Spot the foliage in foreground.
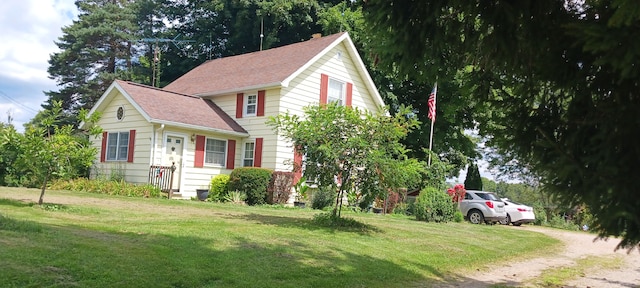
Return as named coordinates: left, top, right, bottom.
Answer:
left=362, top=0, right=640, bottom=250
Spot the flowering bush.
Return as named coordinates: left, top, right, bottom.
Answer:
left=447, top=184, right=466, bottom=203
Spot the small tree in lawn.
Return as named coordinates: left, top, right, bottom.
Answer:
left=17, top=101, right=102, bottom=205
left=267, top=102, right=424, bottom=219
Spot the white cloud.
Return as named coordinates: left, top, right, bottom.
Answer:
left=0, top=0, right=77, bottom=131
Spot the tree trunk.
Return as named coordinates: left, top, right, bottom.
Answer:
left=38, top=171, right=50, bottom=205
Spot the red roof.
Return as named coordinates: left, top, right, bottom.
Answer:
left=116, top=80, right=247, bottom=134
left=164, top=32, right=346, bottom=95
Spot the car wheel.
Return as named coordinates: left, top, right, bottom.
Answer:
left=499, top=214, right=511, bottom=225
left=468, top=210, right=484, bottom=224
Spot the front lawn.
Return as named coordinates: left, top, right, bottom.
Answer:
left=0, top=187, right=560, bottom=287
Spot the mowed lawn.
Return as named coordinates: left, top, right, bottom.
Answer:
left=0, top=187, right=560, bottom=288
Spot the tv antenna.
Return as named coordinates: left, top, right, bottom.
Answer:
left=137, top=34, right=195, bottom=87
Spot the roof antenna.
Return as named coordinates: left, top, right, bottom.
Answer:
left=260, top=16, right=264, bottom=51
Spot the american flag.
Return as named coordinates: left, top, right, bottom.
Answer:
left=428, top=83, right=437, bottom=122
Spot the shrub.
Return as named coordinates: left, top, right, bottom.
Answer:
left=414, top=186, right=456, bottom=223
left=49, top=178, right=161, bottom=198
left=267, top=171, right=294, bottom=204
left=227, top=167, right=273, bottom=206
left=453, top=211, right=464, bottom=222
left=311, top=186, right=335, bottom=210
left=209, top=174, right=230, bottom=201
left=312, top=212, right=369, bottom=230
left=393, top=202, right=410, bottom=215
left=224, top=190, right=247, bottom=204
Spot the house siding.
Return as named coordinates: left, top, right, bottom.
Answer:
left=205, top=89, right=280, bottom=171
left=272, top=41, right=383, bottom=172
left=155, top=126, right=241, bottom=198
left=91, top=91, right=151, bottom=184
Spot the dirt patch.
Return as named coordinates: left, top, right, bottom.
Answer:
left=447, top=225, right=640, bottom=287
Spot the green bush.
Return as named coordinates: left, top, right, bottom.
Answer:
left=311, top=186, right=335, bottom=210
left=209, top=174, right=230, bottom=201
left=228, top=167, right=273, bottom=206
left=393, top=202, right=410, bottom=215
left=414, top=187, right=456, bottom=223
left=453, top=211, right=464, bottom=222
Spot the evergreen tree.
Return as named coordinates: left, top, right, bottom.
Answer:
left=361, top=0, right=640, bottom=250
left=464, top=163, right=482, bottom=191
left=45, top=0, right=137, bottom=123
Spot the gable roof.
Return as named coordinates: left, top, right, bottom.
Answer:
left=164, top=32, right=384, bottom=106
left=85, top=80, right=248, bottom=136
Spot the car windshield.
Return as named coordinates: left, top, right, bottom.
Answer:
left=507, top=200, right=524, bottom=205
left=476, top=192, right=500, bottom=201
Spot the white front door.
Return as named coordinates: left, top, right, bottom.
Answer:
left=164, top=136, right=184, bottom=190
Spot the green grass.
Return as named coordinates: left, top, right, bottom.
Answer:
left=0, top=186, right=561, bottom=288
left=534, top=255, right=624, bottom=287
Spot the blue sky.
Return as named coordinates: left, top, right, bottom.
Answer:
left=0, top=0, right=77, bottom=131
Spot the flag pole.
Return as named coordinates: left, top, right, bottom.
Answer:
left=427, top=82, right=437, bottom=166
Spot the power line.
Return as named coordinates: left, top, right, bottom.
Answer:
left=0, top=90, right=40, bottom=114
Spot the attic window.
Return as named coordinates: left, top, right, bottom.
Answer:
left=244, top=94, right=257, bottom=117
left=116, top=106, right=125, bottom=121
left=336, top=51, right=342, bottom=60
left=328, top=78, right=345, bottom=105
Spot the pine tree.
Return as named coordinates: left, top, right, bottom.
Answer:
left=464, top=163, right=482, bottom=191
left=45, top=0, right=137, bottom=123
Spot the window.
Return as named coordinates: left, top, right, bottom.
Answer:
left=205, top=138, right=226, bottom=166
left=116, top=106, right=124, bottom=121
left=106, top=132, right=129, bottom=161
left=328, top=78, right=345, bottom=105
left=244, top=94, right=257, bottom=116
left=243, top=141, right=255, bottom=167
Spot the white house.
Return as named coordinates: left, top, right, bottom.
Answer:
left=83, top=32, right=385, bottom=199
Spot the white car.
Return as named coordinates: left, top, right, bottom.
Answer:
left=499, top=198, right=535, bottom=226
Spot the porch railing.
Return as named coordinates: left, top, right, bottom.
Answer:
left=149, top=162, right=176, bottom=198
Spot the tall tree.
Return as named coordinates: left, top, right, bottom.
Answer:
left=464, top=163, right=482, bottom=191
left=361, top=0, right=640, bottom=250
left=45, top=0, right=137, bottom=123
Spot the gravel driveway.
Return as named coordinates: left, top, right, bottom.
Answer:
left=448, top=225, right=640, bottom=287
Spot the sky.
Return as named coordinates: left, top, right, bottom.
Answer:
left=0, top=0, right=78, bottom=132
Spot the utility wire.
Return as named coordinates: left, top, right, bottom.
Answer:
left=0, top=90, right=41, bottom=114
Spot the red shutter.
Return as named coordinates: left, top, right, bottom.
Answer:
left=236, top=93, right=244, bottom=118
left=320, top=74, right=328, bottom=105
left=195, top=135, right=205, bottom=168
left=127, top=130, right=136, bottom=163
left=254, top=138, right=263, bottom=167
left=226, top=139, right=236, bottom=169
left=100, top=131, right=107, bottom=162
left=257, top=90, right=265, bottom=116
left=346, top=82, right=353, bottom=107
left=293, top=146, right=303, bottom=183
